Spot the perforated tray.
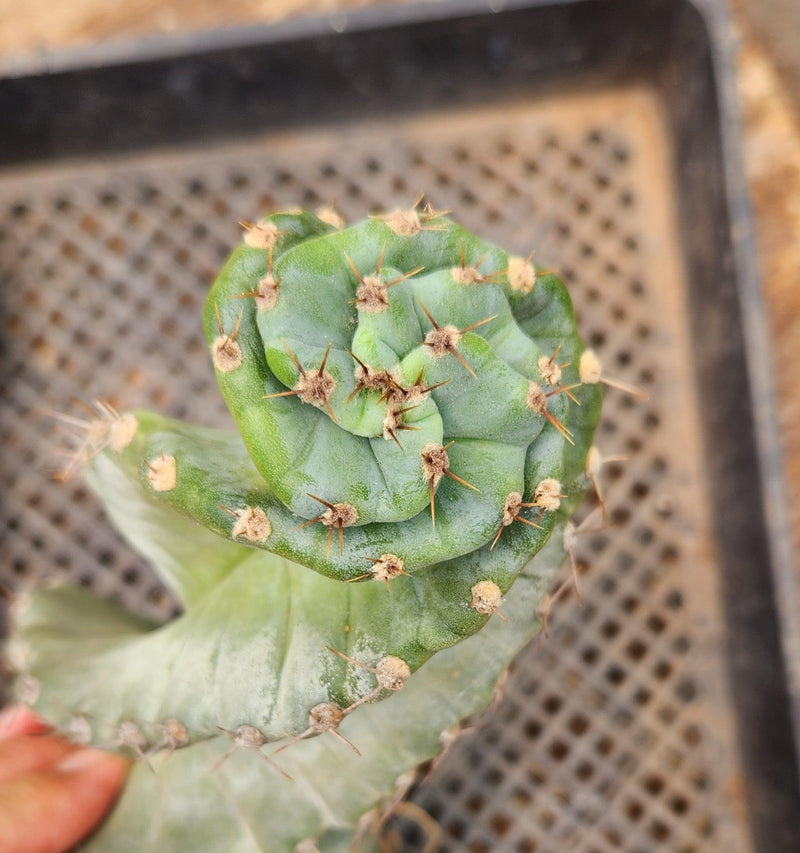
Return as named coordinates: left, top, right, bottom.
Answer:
left=1, top=1, right=799, bottom=851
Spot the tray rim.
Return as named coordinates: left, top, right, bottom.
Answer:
left=694, top=0, right=800, bottom=777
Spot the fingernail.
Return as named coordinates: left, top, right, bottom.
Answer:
left=56, top=748, right=115, bottom=774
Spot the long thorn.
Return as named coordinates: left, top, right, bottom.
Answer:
left=415, top=297, right=440, bottom=330
left=209, top=745, right=237, bottom=775
left=545, top=411, right=575, bottom=445
left=461, top=314, right=498, bottom=334
left=326, top=646, right=375, bottom=672
left=448, top=345, right=477, bottom=380
left=514, top=514, right=544, bottom=529
left=318, top=343, right=332, bottom=374
left=490, top=526, right=504, bottom=551
left=444, top=470, right=479, bottom=491
left=344, top=253, right=365, bottom=284
left=603, top=376, right=649, bottom=399
left=331, top=730, right=361, bottom=756
left=385, top=266, right=424, bottom=287
left=568, top=549, right=583, bottom=605
left=231, top=309, right=243, bottom=342
left=307, top=493, right=335, bottom=509
left=280, top=338, right=306, bottom=376
left=546, top=382, right=582, bottom=398
left=295, top=514, right=325, bottom=530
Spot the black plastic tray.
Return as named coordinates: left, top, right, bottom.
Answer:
left=1, top=1, right=798, bottom=850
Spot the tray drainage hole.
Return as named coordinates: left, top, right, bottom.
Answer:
left=648, top=819, right=671, bottom=842
left=665, top=590, right=684, bottom=610
left=653, top=660, right=673, bottom=681
left=639, top=367, right=656, bottom=385
left=483, top=764, right=504, bottom=786
left=511, top=786, right=532, bottom=807
left=581, top=645, right=600, bottom=666
left=444, top=775, right=463, bottom=795
left=483, top=728, right=500, bottom=747
left=465, top=793, right=485, bottom=814
left=523, top=719, right=542, bottom=740
left=673, top=634, right=691, bottom=654
left=642, top=773, right=665, bottom=796
left=612, top=144, right=631, bottom=164
left=625, top=798, right=645, bottom=822
left=140, top=185, right=160, bottom=204
left=626, top=639, right=648, bottom=661
left=96, top=549, right=115, bottom=568
left=542, top=695, right=562, bottom=715
left=445, top=819, right=466, bottom=840
left=668, top=794, right=690, bottom=816
left=547, top=739, right=569, bottom=761
left=567, top=714, right=590, bottom=736
left=537, top=810, right=556, bottom=830
left=594, top=171, right=611, bottom=190
left=595, top=735, right=614, bottom=757
left=621, top=595, right=640, bottom=614
left=682, top=724, right=701, bottom=747
left=675, top=678, right=697, bottom=703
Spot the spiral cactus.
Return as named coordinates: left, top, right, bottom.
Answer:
left=9, top=202, right=602, bottom=851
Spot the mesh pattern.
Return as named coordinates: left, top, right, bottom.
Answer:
left=0, top=89, right=748, bottom=849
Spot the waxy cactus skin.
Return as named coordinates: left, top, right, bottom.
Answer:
left=10, top=203, right=602, bottom=852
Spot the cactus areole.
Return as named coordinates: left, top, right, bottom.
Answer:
left=11, top=203, right=602, bottom=852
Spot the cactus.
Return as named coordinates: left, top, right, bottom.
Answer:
left=9, top=201, right=603, bottom=852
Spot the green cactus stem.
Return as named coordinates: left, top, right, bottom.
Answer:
left=9, top=201, right=602, bottom=851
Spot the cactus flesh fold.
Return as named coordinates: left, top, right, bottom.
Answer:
left=10, top=206, right=601, bottom=851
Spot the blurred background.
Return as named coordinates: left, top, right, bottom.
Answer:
left=0, top=1, right=798, bottom=851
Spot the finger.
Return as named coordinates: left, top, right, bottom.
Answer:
left=0, top=735, right=78, bottom=786
left=0, top=706, right=51, bottom=741
left=0, top=749, right=130, bottom=853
